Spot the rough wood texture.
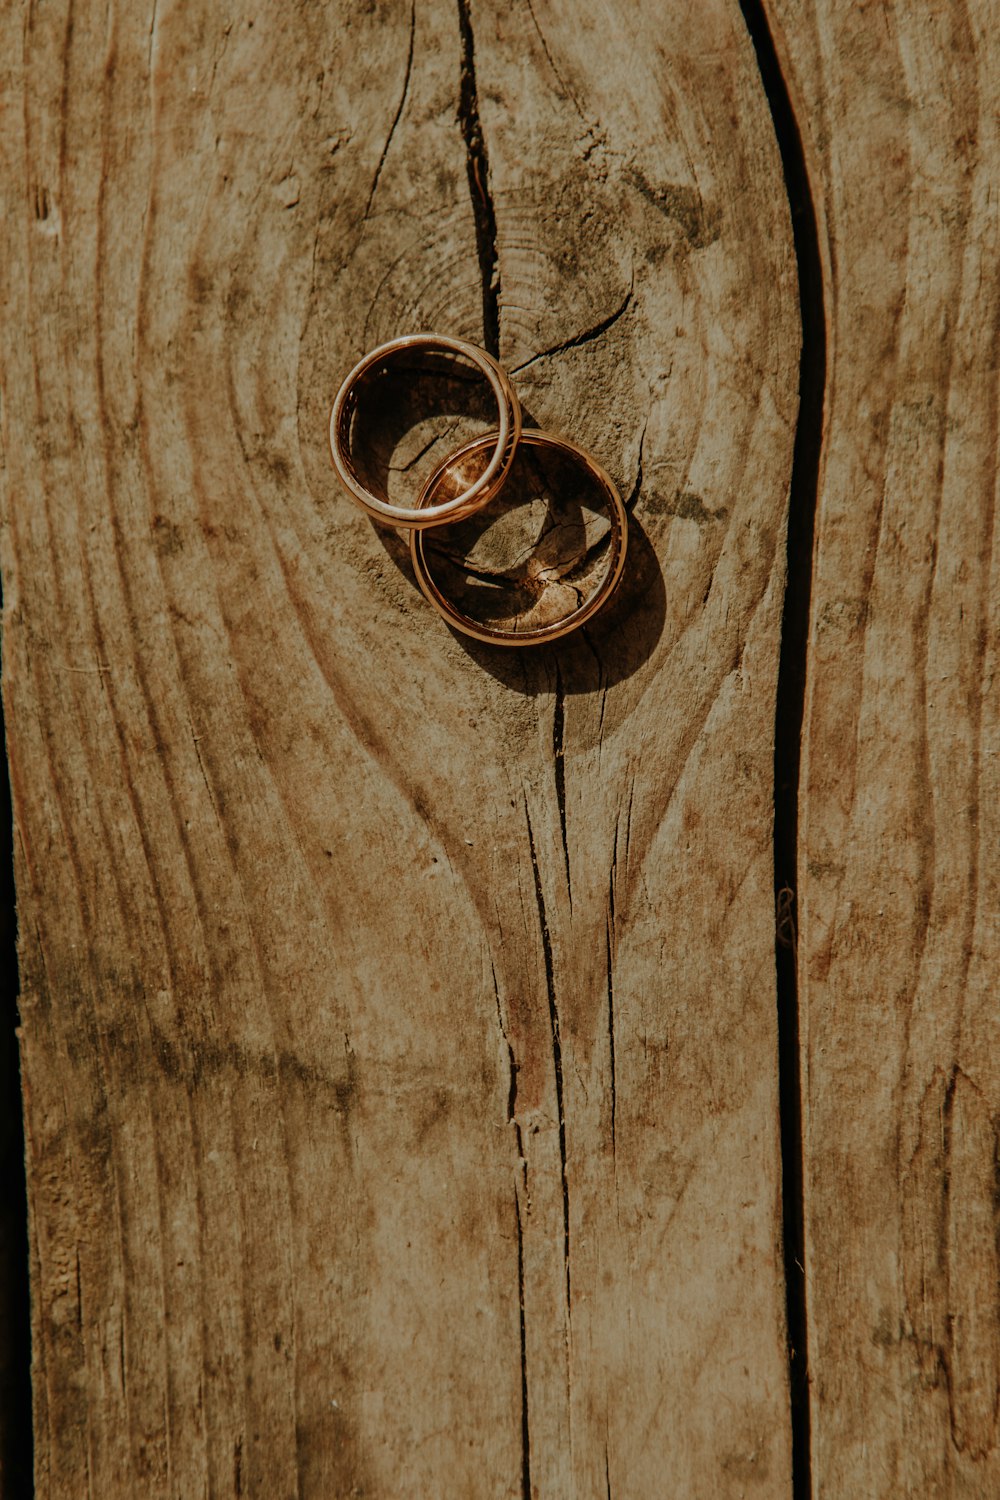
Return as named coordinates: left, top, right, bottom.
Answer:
left=0, top=0, right=800, bottom=1494
left=768, top=0, right=1000, bottom=1493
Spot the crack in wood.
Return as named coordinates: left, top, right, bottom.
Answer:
left=0, top=588, right=30, bottom=1492
left=491, top=956, right=520, bottom=1125
left=523, top=796, right=573, bottom=1348
left=737, top=1, right=827, bottom=1497
left=456, top=0, right=501, bottom=356
left=364, top=1, right=415, bottom=222
left=552, top=664, right=571, bottom=906
left=606, top=891, right=617, bottom=1160
left=903, top=1065, right=1000, bottom=1459
left=625, top=418, right=647, bottom=512
left=515, top=1185, right=532, bottom=1500
left=511, top=280, right=633, bottom=374
left=523, top=0, right=587, bottom=125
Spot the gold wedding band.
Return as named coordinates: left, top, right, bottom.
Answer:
left=329, top=333, right=522, bottom=529
left=410, top=429, right=628, bottom=647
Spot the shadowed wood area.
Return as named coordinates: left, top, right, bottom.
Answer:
left=767, top=0, right=1000, bottom=1494
left=0, top=0, right=801, bottom=1495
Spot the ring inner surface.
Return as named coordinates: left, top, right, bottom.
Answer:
left=419, top=435, right=618, bottom=636
left=344, top=347, right=507, bottom=513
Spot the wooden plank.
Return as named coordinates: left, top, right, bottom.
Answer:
left=766, top=0, right=1000, bottom=1492
left=0, top=0, right=799, bottom=1493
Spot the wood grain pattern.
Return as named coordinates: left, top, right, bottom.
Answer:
left=767, top=0, right=1000, bottom=1493
left=1, top=0, right=798, bottom=1493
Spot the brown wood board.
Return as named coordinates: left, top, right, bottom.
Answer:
left=768, top=0, right=1000, bottom=1493
left=0, top=0, right=799, bottom=1494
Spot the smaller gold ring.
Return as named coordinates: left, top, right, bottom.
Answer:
left=410, top=428, right=628, bottom=647
left=329, top=333, right=522, bottom=529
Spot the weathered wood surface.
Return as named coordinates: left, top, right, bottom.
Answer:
left=767, top=0, right=1000, bottom=1494
left=0, top=0, right=799, bottom=1495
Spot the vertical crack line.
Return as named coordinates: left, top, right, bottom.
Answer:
left=940, top=1065, right=957, bottom=1410
left=147, top=0, right=161, bottom=74
left=608, top=823, right=621, bottom=1172
left=737, top=3, right=826, bottom=1499
left=515, top=1187, right=532, bottom=1500
left=523, top=0, right=586, bottom=123
left=456, top=0, right=501, bottom=357
left=523, top=798, right=572, bottom=1333
left=626, top=418, right=647, bottom=512
left=491, top=957, right=520, bottom=1124
left=0, top=619, right=32, bottom=1495
left=364, top=0, right=415, bottom=221
left=605, top=908, right=617, bottom=1158
left=553, top=665, right=571, bottom=904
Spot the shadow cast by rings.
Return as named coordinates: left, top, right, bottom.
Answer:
left=377, top=504, right=666, bottom=695
left=454, top=513, right=666, bottom=695
left=365, top=389, right=667, bottom=694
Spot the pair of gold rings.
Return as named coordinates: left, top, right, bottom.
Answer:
left=328, top=333, right=628, bottom=646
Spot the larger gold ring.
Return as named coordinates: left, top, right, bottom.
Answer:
left=410, top=428, right=629, bottom=646
left=329, top=333, right=522, bottom=529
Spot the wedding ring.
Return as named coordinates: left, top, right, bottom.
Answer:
left=410, top=429, right=628, bottom=646
left=329, top=333, right=522, bottom=529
